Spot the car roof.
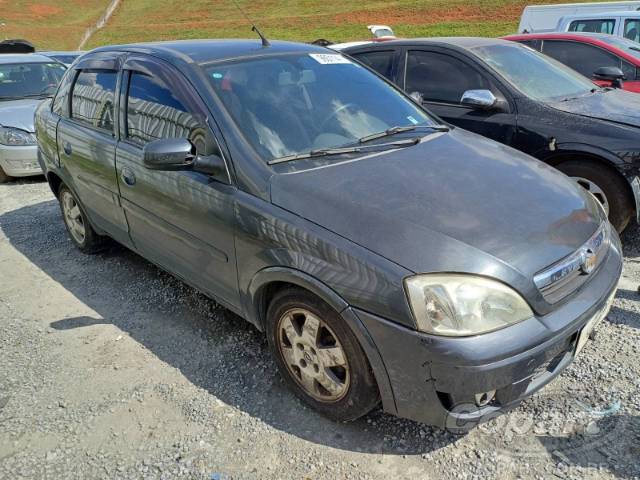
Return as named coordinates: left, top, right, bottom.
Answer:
left=0, top=53, right=58, bottom=64
left=505, top=32, right=621, bottom=41
left=90, top=39, right=329, bottom=65
left=39, top=51, right=84, bottom=55
left=343, top=37, right=513, bottom=52
left=560, top=10, right=640, bottom=19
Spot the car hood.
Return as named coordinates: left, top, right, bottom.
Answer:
left=270, top=129, right=603, bottom=279
left=0, top=98, right=43, bottom=132
left=549, top=89, right=640, bottom=128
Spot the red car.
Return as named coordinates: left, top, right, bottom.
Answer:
left=503, top=32, right=640, bottom=93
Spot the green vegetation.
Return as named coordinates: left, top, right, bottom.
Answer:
left=3, top=0, right=626, bottom=50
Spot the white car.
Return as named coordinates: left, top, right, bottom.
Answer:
left=0, top=54, right=65, bottom=182
left=519, top=1, right=640, bottom=40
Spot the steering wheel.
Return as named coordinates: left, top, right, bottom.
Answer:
left=319, top=103, right=358, bottom=131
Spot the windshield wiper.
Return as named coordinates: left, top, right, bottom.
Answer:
left=268, top=138, right=420, bottom=165
left=358, top=124, right=449, bottom=143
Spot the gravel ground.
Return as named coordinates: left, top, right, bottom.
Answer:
left=0, top=177, right=638, bottom=480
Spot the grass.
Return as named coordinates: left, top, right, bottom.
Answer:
left=0, top=1, right=112, bottom=50
left=2, top=0, right=627, bottom=50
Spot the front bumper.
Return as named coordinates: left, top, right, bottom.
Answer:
left=0, top=144, right=41, bottom=177
left=354, top=232, right=622, bottom=430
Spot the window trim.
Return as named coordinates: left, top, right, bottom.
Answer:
left=69, top=68, right=120, bottom=136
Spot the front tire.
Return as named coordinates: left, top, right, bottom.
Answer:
left=266, top=288, right=380, bottom=422
left=58, top=185, right=105, bottom=254
left=556, top=160, right=634, bottom=233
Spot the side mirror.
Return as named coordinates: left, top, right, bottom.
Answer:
left=593, top=66, right=625, bottom=88
left=409, top=91, right=424, bottom=104
left=460, top=89, right=498, bottom=110
left=143, top=138, right=194, bottom=171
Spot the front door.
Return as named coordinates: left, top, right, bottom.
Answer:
left=115, top=56, right=240, bottom=310
left=402, top=49, right=518, bottom=146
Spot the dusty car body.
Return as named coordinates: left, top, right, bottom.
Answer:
left=340, top=37, right=640, bottom=233
left=0, top=54, right=65, bottom=182
left=35, top=40, right=621, bottom=430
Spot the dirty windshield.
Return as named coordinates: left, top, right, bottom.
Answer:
left=206, top=52, right=438, bottom=162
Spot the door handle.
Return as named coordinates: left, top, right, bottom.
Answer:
left=121, top=167, right=136, bottom=186
left=63, top=142, right=72, bottom=156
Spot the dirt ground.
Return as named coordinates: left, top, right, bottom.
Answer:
left=0, top=177, right=638, bottom=479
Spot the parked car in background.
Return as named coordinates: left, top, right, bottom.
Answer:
left=39, top=51, right=85, bottom=67
left=35, top=40, right=621, bottom=430
left=0, top=54, right=66, bottom=182
left=339, top=38, right=640, bottom=232
left=518, top=1, right=640, bottom=34
left=504, top=32, right=640, bottom=92
left=549, top=11, right=640, bottom=42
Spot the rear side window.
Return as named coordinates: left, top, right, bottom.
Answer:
left=405, top=50, right=491, bottom=104
left=568, top=19, right=615, bottom=34
left=126, top=72, right=199, bottom=146
left=542, top=41, right=621, bottom=78
left=624, top=19, right=640, bottom=42
left=353, top=51, right=395, bottom=80
left=71, top=69, right=117, bottom=133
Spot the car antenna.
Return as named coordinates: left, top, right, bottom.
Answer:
left=229, top=0, right=270, bottom=47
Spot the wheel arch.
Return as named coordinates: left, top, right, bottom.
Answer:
left=47, top=171, right=64, bottom=198
left=542, top=147, right=635, bottom=212
left=247, top=266, right=398, bottom=415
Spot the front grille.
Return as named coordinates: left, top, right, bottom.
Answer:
left=534, top=222, right=609, bottom=304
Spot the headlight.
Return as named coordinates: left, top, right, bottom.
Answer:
left=404, top=274, right=533, bottom=336
left=0, top=127, right=36, bottom=146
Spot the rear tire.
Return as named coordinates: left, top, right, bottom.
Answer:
left=0, top=166, right=11, bottom=184
left=266, top=287, right=380, bottom=422
left=58, top=185, right=105, bottom=254
left=556, top=160, right=634, bottom=233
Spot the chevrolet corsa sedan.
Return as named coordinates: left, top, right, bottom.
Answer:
left=35, top=40, right=622, bottom=430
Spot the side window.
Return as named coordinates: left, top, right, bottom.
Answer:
left=621, top=59, right=639, bottom=80
left=70, top=69, right=117, bottom=133
left=542, top=41, right=619, bottom=77
left=405, top=50, right=491, bottom=104
left=126, top=72, right=203, bottom=149
left=353, top=51, right=395, bottom=80
left=624, top=19, right=640, bottom=42
left=568, top=19, right=615, bottom=34
left=52, top=70, right=75, bottom=117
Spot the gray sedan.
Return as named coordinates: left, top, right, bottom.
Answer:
left=35, top=40, right=621, bottom=430
left=0, top=54, right=65, bottom=182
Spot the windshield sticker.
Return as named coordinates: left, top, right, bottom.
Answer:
left=211, top=72, right=223, bottom=79
left=407, top=116, right=419, bottom=125
left=309, top=53, right=352, bottom=65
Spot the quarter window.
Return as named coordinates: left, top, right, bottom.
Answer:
left=353, top=51, right=395, bottom=80
left=126, top=72, right=200, bottom=147
left=405, top=50, right=491, bottom=104
left=568, top=19, right=616, bottom=34
left=542, top=41, right=620, bottom=78
left=70, top=70, right=117, bottom=132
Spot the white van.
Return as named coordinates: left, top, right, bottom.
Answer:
left=519, top=1, right=640, bottom=33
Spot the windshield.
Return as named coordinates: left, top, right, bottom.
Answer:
left=597, top=35, right=640, bottom=60
left=0, top=62, right=66, bottom=100
left=205, top=52, right=437, bottom=162
left=472, top=43, right=598, bottom=102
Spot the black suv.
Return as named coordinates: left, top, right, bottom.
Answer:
left=340, top=37, right=640, bottom=233
left=35, top=40, right=620, bottom=430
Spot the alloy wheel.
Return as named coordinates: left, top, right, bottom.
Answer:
left=277, top=308, right=350, bottom=402
left=572, top=176, right=610, bottom=216
left=61, top=191, right=86, bottom=244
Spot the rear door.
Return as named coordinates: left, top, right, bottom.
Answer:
left=115, top=55, right=240, bottom=310
left=400, top=48, right=518, bottom=146
left=56, top=54, right=130, bottom=246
